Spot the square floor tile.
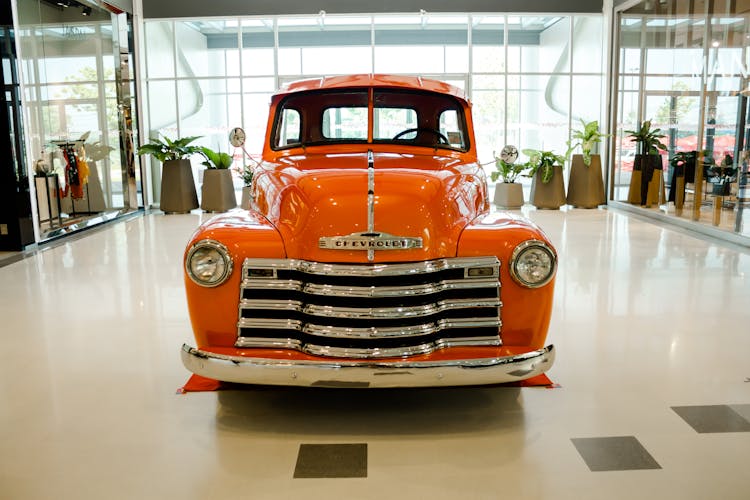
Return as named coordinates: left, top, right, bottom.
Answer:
left=730, top=404, right=750, bottom=423
left=293, top=443, right=367, bottom=478
left=571, top=436, right=661, bottom=472
left=671, top=405, right=750, bottom=433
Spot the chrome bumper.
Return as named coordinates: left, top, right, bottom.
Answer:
left=180, top=344, right=555, bottom=388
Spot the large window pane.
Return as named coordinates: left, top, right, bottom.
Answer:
left=241, top=48, right=274, bottom=76
left=509, top=17, right=570, bottom=73
left=572, top=16, right=603, bottom=73
left=179, top=78, right=240, bottom=151
left=147, top=81, right=177, bottom=134
left=374, top=46, right=444, bottom=73
left=571, top=75, right=603, bottom=124
left=515, top=75, right=569, bottom=153
left=472, top=88, right=506, bottom=165
left=145, top=21, right=175, bottom=79
left=302, top=47, right=371, bottom=75
left=473, top=46, right=505, bottom=73
left=472, top=15, right=504, bottom=73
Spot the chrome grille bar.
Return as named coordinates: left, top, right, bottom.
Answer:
left=239, top=298, right=501, bottom=319
left=242, top=256, right=500, bottom=277
left=237, top=257, right=502, bottom=358
left=241, top=278, right=498, bottom=298
left=234, top=336, right=501, bottom=359
left=238, top=317, right=501, bottom=338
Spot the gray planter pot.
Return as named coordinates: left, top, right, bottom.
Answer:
left=160, top=159, right=198, bottom=214
left=493, top=182, right=524, bottom=209
left=530, top=167, right=566, bottom=209
left=201, top=168, right=237, bottom=212
left=240, top=186, right=253, bottom=209
left=566, top=154, right=605, bottom=208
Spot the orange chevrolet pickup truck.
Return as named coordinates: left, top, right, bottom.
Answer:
left=181, top=74, right=556, bottom=388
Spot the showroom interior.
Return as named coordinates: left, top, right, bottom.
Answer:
left=0, top=0, right=748, bottom=498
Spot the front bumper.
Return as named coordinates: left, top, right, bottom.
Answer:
left=181, top=344, right=555, bottom=388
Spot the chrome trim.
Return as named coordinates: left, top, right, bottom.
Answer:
left=185, top=239, right=234, bottom=288
left=241, top=278, right=499, bottom=297
left=509, top=240, right=557, bottom=289
left=242, top=256, right=499, bottom=278
left=236, top=338, right=303, bottom=350
left=234, top=336, right=501, bottom=358
left=238, top=318, right=303, bottom=330
left=238, top=317, right=501, bottom=339
left=240, top=298, right=500, bottom=319
left=181, top=344, right=555, bottom=388
left=367, top=149, right=375, bottom=261
left=318, top=232, right=423, bottom=251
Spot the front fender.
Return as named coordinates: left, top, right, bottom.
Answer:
left=184, top=210, right=286, bottom=347
left=456, top=212, right=556, bottom=349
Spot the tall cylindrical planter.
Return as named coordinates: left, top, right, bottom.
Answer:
left=493, top=182, right=524, bottom=209
left=160, top=159, right=198, bottom=214
left=627, top=169, right=642, bottom=204
left=201, top=169, right=237, bottom=212
left=627, top=154, right=663, bottom=206
left=566, top=154, right=605, bottom=208
left=530, top=167, right=566, bottom=209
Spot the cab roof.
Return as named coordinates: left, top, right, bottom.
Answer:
left=276, top=74, right=468, bottom=103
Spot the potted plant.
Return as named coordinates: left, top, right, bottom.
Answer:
left=707, top=153, right=736, bottom=197
left=199, top=147, right=236, bottom=212
left=524, top=148, right=567, bottom=209
left=565, top=119, right=607, bottom=208
left=624, top=120, right=667, bottom=206
left=137, top=135, right=201, bottom=213
left=490, top=145, right=528, bottom=209
left=240, top=164, right=254, bottom=209
left=668, top=151, right=696, bottom=210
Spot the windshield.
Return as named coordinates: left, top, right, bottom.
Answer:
left=272, top=88, right=469, bottom=152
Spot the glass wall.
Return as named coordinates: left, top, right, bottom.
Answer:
left=17, top=0, right=139, bottom=241
left=141, top=13, right=605, bottom=204
left=613, top=1, right=750, bottom=241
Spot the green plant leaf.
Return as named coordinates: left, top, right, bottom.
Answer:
left=137, top=134, right=202, bottom=162
left=199, top=146, right=233, bottom=169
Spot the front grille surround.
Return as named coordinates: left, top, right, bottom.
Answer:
left=236, top=257, right=502, bottom=358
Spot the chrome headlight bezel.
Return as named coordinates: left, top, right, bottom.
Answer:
left=509, top=240, right=557, bottom=288
left=185, top=240, right=233, bottom=287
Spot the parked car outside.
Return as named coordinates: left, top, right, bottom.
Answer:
left=181, top=74, right=557, bottom=388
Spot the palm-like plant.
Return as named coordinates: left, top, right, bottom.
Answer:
left=490, top=157, right=531, bottom=183
left=566, top=119, right=609, bottom=166
left=625, top=120, right=667, bottom=155
left=137, top=135, right=202, bottom=162
left=523, top=148, right=566, bottom=184
left=199, top=147, right=233, bottom=169
left=241, top=165, right=254, bottom=186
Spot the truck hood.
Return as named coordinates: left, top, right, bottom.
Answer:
left=252, top=152, right=487, bottom=262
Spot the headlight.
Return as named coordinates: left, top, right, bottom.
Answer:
left=185, top=240, right=233, bottom=287
left=510, top=240, right=556, bottom=288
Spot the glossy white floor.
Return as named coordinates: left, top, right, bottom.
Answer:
left=1, top=207, right=748, bottom=500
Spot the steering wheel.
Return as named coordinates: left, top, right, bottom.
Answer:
left=392, top=127, right=449, bottom=145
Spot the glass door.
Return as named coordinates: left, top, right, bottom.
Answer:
left=17, top=0, right=139, bottom=241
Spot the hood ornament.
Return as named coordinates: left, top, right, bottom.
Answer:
left=318, top=150, right=422, bottom=261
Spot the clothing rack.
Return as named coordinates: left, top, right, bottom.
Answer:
left=49, top=139, right=92, bottom=215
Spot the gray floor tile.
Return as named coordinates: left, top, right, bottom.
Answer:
left=729, top=404, right=750, bottom=423
left=672, top=405, right=750, bottom=433
left=571, top=436, right=661, bottom=472
left=294, top=443, right=368, bottom=478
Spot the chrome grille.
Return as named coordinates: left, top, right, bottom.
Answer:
left=236, top=257, right=502, bottom=358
